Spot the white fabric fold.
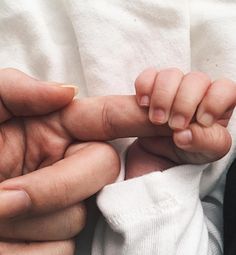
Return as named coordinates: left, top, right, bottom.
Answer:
left=1, top=1, right=236, bottom=254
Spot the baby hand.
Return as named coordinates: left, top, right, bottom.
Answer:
left=125, top=68, right=235, bottom=179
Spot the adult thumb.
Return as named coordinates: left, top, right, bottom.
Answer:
left=0, top=68, right=77, bottom=122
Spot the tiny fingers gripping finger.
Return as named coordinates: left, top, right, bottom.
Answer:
left=197, top=78, right=236, bottom=127
left=169, top=71, right=211, bottom=130
left=149, top=68, right=184, bottom=124
left=135, top=68, right=158, bottom=107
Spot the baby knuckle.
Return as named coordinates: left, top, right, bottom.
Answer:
left=161, top=67, right=183, bottom=75
left=188, top=71, right=211, bottom=84
left=157, top=68, right=183, bottom=85
left=157, top=68, right=183, bottom=83
left=213, top=78, right=235, bottom=88
left=135, top=68, right=157, bottom=91
left=173, top=97, right=196, bottom=111
left=135, top=74, right=147, bottom=90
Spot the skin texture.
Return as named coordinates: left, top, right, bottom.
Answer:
left=126, top=68, right=235, bottom=179
left=0, top=69, right=120, bottom=254
left=0, top=240, right=75, bottom=255
left=0, top=68, right=234, bottom=253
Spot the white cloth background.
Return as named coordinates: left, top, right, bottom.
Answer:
left=1, top=1, right=236, bottom=254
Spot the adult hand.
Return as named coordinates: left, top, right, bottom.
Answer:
left=0, top=240, right=75, bottom=255
left=0, top=69, right=119, bottom=255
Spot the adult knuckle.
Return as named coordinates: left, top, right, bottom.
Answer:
left=67, top=203, right=87, bottom=236
left=89, top=142, right=120, bottom=181
left=154, top=86, right=171, bottom=98
left=102, top=100, right=117, bottom=139
left=41, top=136, right=66, bottom=160
left=55, top=179, right=72, bottom=207
left=44, top=170, right=72, bottom=209
left=59, top=240, right=76, bottom=255
left=91, top=142, right=119, bottom=164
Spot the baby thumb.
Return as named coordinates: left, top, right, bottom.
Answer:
left=173, top=122, right=232, bottom=164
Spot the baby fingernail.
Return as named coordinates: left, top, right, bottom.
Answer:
left=0, top=190, right=31, bottom=218
left=175, top=129, right=192, bottom=145
left=198, top=113, right=214, bottom=127
left=140, top=96, right=150, bottom=106
left=60, top=85, right=79, bottom=96
left=151, top=109, right=166, bottom=123
left=169, top=114, right=186, bottom=129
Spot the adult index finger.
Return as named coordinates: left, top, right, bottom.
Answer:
left=60, top=95, right=172, bottom=141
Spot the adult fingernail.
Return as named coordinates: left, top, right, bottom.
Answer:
left=0, top=190, right=31, bottom=218
left=169, top=114, right=186, bottom=129
left=60, top=85, right=79, bottom=96
left=198, top=113, right=214, bottom=127
left=140, top=96, right=150, bottom=106
left=175, top=129, right=192, bottom=145
left=151, top=108, right=166, bottom=123
left=43, top=82, right=79, bottom=97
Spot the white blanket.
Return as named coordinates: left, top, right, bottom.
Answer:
left=1, top=0, right=236, bottom=254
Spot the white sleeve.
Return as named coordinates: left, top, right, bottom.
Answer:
left=92, top=164, right=219, bottom=255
